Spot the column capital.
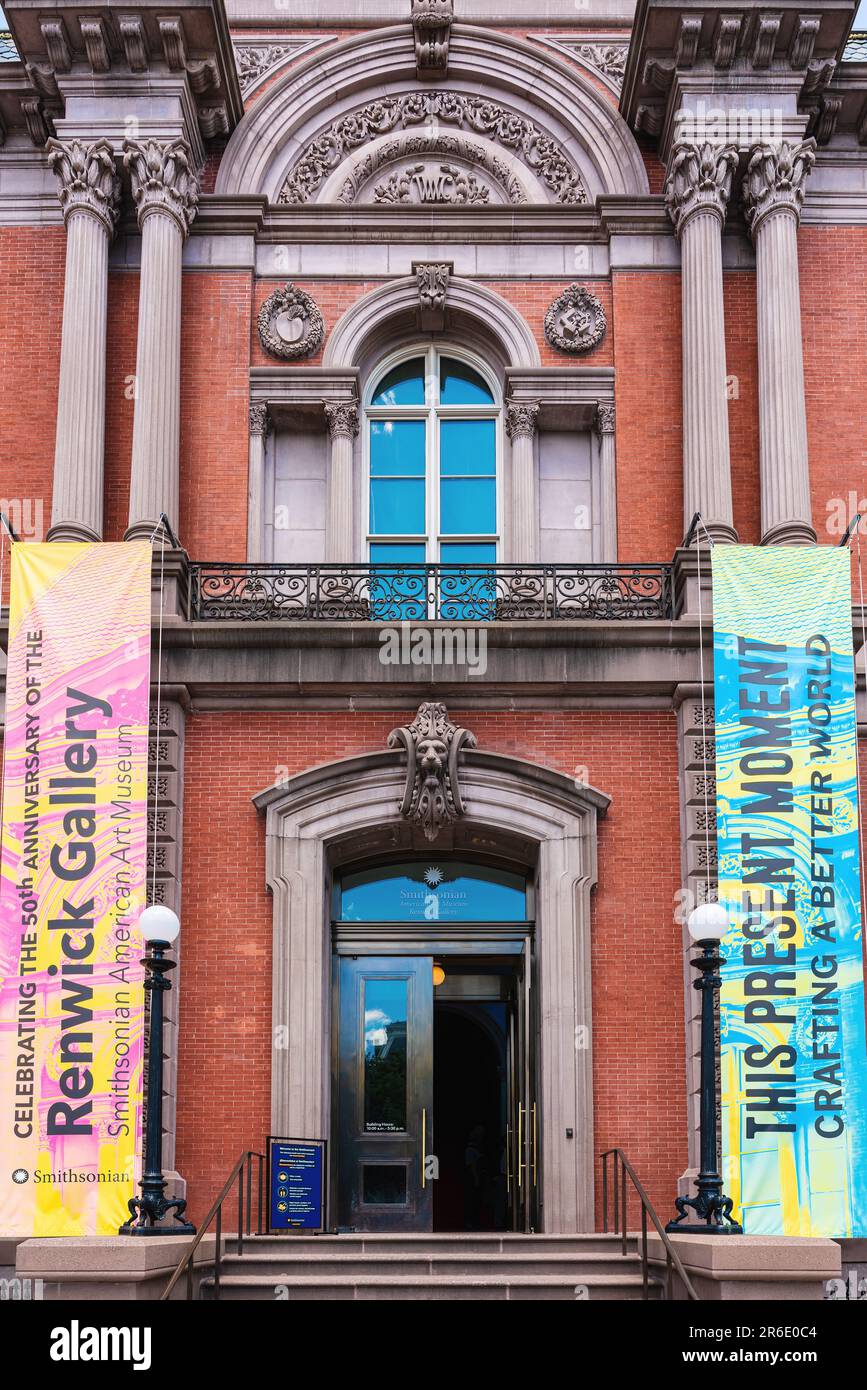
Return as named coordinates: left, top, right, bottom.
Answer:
left=505, top=399, right=540, bottom=441
left=595, top=402, right=615, bottom=436
left=664, top=141, right=739, bottom=238
left=325, top=400, right=360, bottom=440
left=46, top=138, right=121, bottom=236
left=249, top=403, right=271, bottom=438
left=123, top=139, right=200, bottom=238
left=742, top=139, right=816, bottom=239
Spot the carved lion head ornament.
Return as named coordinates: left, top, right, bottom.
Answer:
left=388, top=702, right=477, bottom=842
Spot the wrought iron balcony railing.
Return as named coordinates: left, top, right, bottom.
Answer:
left=0, top=30, right=20, bottom=62
left=189, top=562, right=674, bottom=622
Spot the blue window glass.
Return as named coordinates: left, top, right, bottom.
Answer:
left=372, top=358, right=426, bottom=406
left=338, top=860, right=528, bottom=923
left=439, top=543, right=497, bottom=620
left=440, top=358, right=494, bottom=405
left=370, top=420, right=426, bottom=536
left=370, top=543, right=427, bottom=621
left=439, top=420, right=497, bottom=536
left=440, top=419, right=496, bottom=475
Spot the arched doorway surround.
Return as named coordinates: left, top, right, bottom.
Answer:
left=253, top=749, right=610, bottom=1233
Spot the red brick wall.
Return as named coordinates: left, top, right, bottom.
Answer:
left=0, top=227, right=65, bottom=593
left=612, top=271, right=683, bottom=560
left=104, top=272, right=140, bottom=542
left=180, top=272, right=252, bottom=559
left=800, top=226, right=867, bottom=546
left=724, top=271, right=761, bottom=546
left=177, top=708, right=685, bottom=1228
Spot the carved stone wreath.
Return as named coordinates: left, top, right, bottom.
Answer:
left=544, top=284, right=607, bottom=355
left=278, top=91, right=588, bottom=206
left=257, top=283, right=325, bottom=361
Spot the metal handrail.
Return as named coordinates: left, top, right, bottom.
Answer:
left=160, top=1150, right=266, bottom=1302
left=601, top=1148, right=700, bottom=1301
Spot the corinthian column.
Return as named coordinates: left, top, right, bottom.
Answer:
left=248, top=404, right=270, bottom=563
left=123, top=140, right=199, bottom=542
left=595, top=404, right=618, bottom=561
left=325, top=401, right=359, bottom=561
left=506, top=400, right=540, bottom=564
left=46, top=140, right=120, bottom=541
left=665, top=141, right=739, bottom=544
left=743, top=140, right=817, bottom=545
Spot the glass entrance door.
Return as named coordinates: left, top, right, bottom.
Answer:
left=337, top=956, right=434, bottom=1231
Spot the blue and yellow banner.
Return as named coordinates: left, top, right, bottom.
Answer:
left=713, top=545, right=867, bottom=1237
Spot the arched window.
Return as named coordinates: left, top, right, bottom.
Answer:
left=365, top=347, right=500, bottom=570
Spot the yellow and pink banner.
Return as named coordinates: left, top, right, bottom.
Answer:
left=0, top=543, right=151, bottom=1235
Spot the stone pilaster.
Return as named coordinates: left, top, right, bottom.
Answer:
left=248, top=403, right=270, bottom=563
left=506, top=399, right=540, bottom=564
left=45, top=139, right=120, bottom=542
left=325, top=400, right=359, bottom=561
left=743, top=140, right=817, bottom=546
left=124, top=139, right=199, bottom=543
left=595, top=403, right=618, bottom=562
left=665, top=141, right=739, bottom=544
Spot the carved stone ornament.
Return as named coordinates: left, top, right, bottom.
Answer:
left=375, top=162, right=491, bottom=206
left=412, top=0, right=453, bottom=78
left=324, top=401, right=360, bottom=439
left=249, top=403, right=271, bottom=437
left=46, top=138, right=121, bottom=235
left=257, top=283, right=326, bottom=361
left=505, top=400, right=540, bottom=440
left=122, top=139, right=199, bottom=238
left=388, top=702, right=477, bottom=842
left=742, top=139, right=817, bottom=238
left=544, top=285, right=607, bottom=355
left=233, top=39, right=330, bottom=95
left=416, top=261, right=451, bottom=330
left=664, top=141, right=739, bottom=237
left=278, top=92, right=588, bottom=207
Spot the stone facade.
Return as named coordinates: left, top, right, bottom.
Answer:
left=1, top=0, right=866, bottom=1243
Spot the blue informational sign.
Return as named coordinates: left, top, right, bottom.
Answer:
left=268, top=1137, right=326, bottom=1232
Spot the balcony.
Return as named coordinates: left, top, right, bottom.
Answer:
left=188, top=561, right=674, bottom=623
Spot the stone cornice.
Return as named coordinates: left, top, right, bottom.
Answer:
left=3, top=0, right=242, bottom=148
left=621, top=0, right=861, bottom=158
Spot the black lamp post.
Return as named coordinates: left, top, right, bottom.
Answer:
left=667, top=902, right=743, bottom=1235
left=120, top=905, right=196, bottom=1236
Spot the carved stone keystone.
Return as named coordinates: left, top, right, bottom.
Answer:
left=388, top=702, right=477, bottom=842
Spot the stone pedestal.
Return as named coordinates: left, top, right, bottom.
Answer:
left=743, top=140, right=817, bottom=546
left=665, top=141, right=738, bottom=544
left=124, top=139, right=199, bottom=543
left=45, top=140, right=121, bottom=542
left=506, top=399, right=540, bottom=564
left=648, top=1232, right=840, bottom=1301
left=15, top=1235, right=217, bottom=1302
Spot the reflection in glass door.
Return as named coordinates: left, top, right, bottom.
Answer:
left=337, top=957, right=434, bottom=1231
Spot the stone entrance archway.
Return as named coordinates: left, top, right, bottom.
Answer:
left=253, top=744, right=609, bottom=1233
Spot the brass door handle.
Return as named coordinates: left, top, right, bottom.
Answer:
left=517, top=1105, right=523, bottom=1188
left=506, top=1124, right=512, bottom=1193
left=421, top=1107, right=427, bottom=1189
left=532, top=1103, right=538, bottom=1187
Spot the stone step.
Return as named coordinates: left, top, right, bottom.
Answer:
left=201, top=1273, right=661, bottom=1302
left=217, top=1250, right=645, bottom=1279
left=226, top=1233, right=639, bottom=1257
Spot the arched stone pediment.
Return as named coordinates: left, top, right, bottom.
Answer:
left=216, top=25, right=648, bottom=205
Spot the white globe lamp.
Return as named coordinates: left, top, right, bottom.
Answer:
left=138, top=904, right=181, bottom=945
left=687, top=902, right=728, bottom=943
